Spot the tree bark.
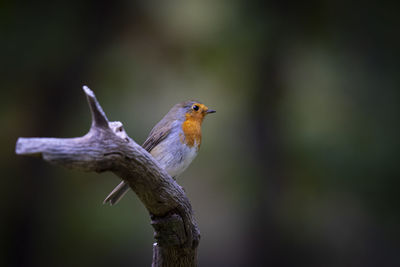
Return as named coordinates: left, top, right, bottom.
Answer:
left=15, top=86, right=200, bottom=267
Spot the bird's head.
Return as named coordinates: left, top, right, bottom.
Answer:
left=182, top=101, right=216, bottom=122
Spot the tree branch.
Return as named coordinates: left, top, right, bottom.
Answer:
left=15, top=86, right=200, bottom=267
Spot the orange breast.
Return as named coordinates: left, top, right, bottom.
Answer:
left=181, top=113, right=203, bottom=148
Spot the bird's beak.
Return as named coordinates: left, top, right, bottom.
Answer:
left=206, top=109, right=216, bottom=114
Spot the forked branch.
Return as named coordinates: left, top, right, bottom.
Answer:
left=15, top=86, right=200, bottom=267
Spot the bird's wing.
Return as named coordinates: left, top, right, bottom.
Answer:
left=142, top=119, right=173, bottom=152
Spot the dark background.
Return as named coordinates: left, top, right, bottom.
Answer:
left=1, top=1, right=399, bottom=266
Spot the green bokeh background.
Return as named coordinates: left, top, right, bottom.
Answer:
left=1, top=1, right=399, bottom=266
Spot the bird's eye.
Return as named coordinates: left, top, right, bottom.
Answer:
left=192, top=105, right=199, bottom=111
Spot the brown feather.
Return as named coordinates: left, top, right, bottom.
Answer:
left=142, top=117, right=173, bottom=152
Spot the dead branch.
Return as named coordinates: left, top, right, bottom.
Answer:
left=15, top=86, right=200, bottom=267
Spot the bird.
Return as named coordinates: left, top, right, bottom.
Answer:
left=103, top=100, right=215, bottom=205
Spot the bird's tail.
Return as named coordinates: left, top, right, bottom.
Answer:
left=103, top=181, right=130, bottom=205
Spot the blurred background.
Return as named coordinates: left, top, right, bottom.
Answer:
left=1, top=1, right=399, bottom=266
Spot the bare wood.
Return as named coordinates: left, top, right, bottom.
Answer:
left=15, top=86, right=200, bottom=267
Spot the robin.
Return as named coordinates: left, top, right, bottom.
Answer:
left=104, top=100, right=216, bottom=205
